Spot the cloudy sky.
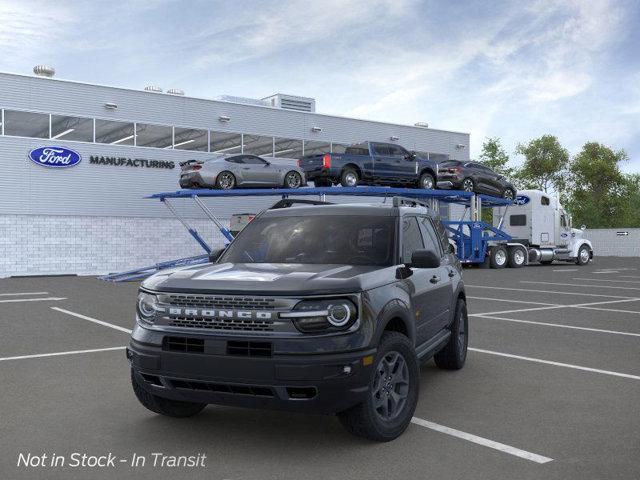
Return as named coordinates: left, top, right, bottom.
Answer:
left=1, top=0, right=639, bottom=171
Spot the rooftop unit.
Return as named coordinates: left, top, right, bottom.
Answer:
left=262, top=93, right=316, bottom=113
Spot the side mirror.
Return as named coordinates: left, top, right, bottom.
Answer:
left=581, top=225, right=586, bottom=231
left=208, top=248, right=225, bottom=263
left=410, top=249, right=440, bottom=268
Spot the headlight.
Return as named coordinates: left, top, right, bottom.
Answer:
left=281, top=299, right=358, bottom=333
left=137, top=291, right=159, bottom=325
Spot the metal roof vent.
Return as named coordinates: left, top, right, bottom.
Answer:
left=167, top=88, right=185, bottom=96
left=144, top=85, right=163, bottom=93
left=33, top=65, right=55, bottom=78
left=414, top=122, right=429, bottom=128
left=262, top=93, right=316, bottom=112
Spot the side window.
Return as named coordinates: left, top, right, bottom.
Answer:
left=226, top=156, right=244, bottom=164
left=243, top=155, right=267, bottom=165
left=431, top=218, right=451, bottom=253
left=510, top=214, right=527, bottom=226
left=560, top=215, right=567, bottom=228
left=401, top=217, right=424, bottom=264
left=418, top=217, right=443, bottom=256
left=541, top=196, right=550, bottom=206
left=387, top=145, right=405, bottom=157
left=373, top=144, right=390, bottom=156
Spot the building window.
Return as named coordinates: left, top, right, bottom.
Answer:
left=303, top=140, right=330, bottom=156
left=210, top=131, right=242, bottom=154
left=243, top=134, right=274, bottom=156
left=135, top=123, right=173, bottom=148
left=3, top=110, right=50, bottom=139
left=95, top=119, right=135, bottom=145
left=331, top=143, right=349, bottom=154
left=273, top=137, right=303, bottom=159
left=173, top=127, right=208, bottom=151
left=50, top=114, right=94, bottom=142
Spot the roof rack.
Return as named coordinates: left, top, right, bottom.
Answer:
left=391, top=196, right=431, bottom=209
left=270, top=198, right=333, bottom=209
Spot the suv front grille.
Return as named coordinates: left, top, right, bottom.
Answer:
left=165, top=294, right=277, bottom=310
left=227, top=340, right=272, bottom=357
left=163, top=336, right=205, bottom=353
left=167, top=316, right=274, bottom=331
left=170, top=379, right=274, bottom=397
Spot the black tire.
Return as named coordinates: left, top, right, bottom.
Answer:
left=489, top=245, right=507, bottom=269
left=283, top=171, right=303, bottom=189
left=131, top=369, right=206, bottom=418
left=338, top=332, right=419, bottom=442
left=340, top=168, right=359, bottom=187
left=576, top=245, right=591, bottom=265
left=507, top=246, right=526, bottom=268
left=215, top=171, right=236, bottom=190
left=540, top=260, right=553, bottom=265
left=434, top=298, right=468, bottom=370
left=502, top=188, right=516, bottom=200
left=314, top=178, right=332, bottom=187
left=418, top=172, right=435, bottom=190
left=461, top=178, right=475, bottom=192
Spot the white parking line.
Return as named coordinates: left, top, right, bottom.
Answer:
left=573, top=278, right=640, bottom=284
left=467, top=296, right=558, bottom=306
left=51, top=307, right=132, bottom=334
left=0, top=297, right=67, bottom=304
left=469, top=348, right=640, bottom=381
left=0, top=292, right=49, bottom=296
left=521, top=281, right=640, bottom=291
left=475, top=315, right=640, bottom=337
left=552, top=269, right=578, bottom=272
left=466, top=285, right=637, bottom=299
left=470, top=298, right=640, bottom=317
left=0, top=346, right=125, bottom=363
left=470, top=305, right=564, bottom=317
left=410, top=417, right=553, bottom=464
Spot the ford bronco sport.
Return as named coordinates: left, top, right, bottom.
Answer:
left=128, top=197, right=468, bottom=441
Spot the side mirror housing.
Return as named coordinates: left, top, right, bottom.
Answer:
left=410, top=249, right=440, bottom=268
left=208, top=248, right=225, bottom=263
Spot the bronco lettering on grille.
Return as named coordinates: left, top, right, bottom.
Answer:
left=166, top=308, right=273, bottom=320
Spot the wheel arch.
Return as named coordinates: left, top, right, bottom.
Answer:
left=375, top=300, right=416, bottom=346
left=342, top=163, right=362, bottom=178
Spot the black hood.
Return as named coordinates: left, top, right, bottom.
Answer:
left=143, top=262, right=396, bottom=295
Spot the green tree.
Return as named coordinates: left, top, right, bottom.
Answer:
left=479, top=137, right=515, bottom=177
left=619, top=174, right=640, bottom=227
left=566, top=142, right=628, bottom=228
left=515, top=135, right=569, bottom=193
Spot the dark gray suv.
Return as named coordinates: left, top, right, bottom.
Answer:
left=127, top=198, right=468, bottom=441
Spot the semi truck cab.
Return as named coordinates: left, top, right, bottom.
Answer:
left=495, top=189, right=593, bottom=265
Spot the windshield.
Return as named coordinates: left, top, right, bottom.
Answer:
left=219, top=215, right=396, bottom=266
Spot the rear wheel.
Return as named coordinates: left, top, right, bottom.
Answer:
left=418, top=172, right=435, bottom=190
left=284, top=171, right=302, bottom=189
left=489, top=245, right=507, bottom=269
left=131, top=370, right=206, bottom=418
left=215, top=171, right=236, bottom=190
left=341, top=168, right=359, bottom=187
left=434, top=298, right=468, bottom=370
left=507, top=246, right=526, bottom=268
left=502, top=188, right=516, bottom=200
left=461, top=178, right=475, bottom=192
left=338, top=332, right=419, bottom=442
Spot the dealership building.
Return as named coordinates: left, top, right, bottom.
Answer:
left=0, top=68, right=471, bottom=277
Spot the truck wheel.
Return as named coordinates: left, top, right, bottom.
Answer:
left=576, top=245, right=591, bottom=265
left=338, top=332, right=419, bottom=442
left=489, top=245, right=507, bottom=268
left=507, top=246, right=526, bottom=268
left=340, top=168, right=359, bottom=187
left=434, top=298, right=468, bottom=370
left=131, top=369, right=206, bottom=418
left=418, top=172, right=435, bottom=190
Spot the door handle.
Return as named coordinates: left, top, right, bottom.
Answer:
left=242, top=167, right=250, bottom=170
left=430, top=275, right=440, bottom=284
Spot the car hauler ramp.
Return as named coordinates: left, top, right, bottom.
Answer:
left=100, top=187, right=513, bottom=281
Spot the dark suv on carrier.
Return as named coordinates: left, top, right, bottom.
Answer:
left=128, top=198, right=468, bottom=441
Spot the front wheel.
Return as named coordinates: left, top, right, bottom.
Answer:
left=418, top=172, right=435, bottom=190
left=576, top=245, right=591, bottom=265
left=502, top=188, right=516, bottom=200
left=284, top=171, right=302, bottom=189
left=434, top=298, right=468, bottom=370
left=461, top=178, right=475, bottom=192
left=338, top=332, right=419, bottom=442
left=489, top=245, right=508, bottom=269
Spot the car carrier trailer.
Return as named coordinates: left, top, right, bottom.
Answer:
left=100, top=186, right=591, bottom=282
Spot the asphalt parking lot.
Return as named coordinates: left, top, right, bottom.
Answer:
left=1, top=257, right=639, bottom=480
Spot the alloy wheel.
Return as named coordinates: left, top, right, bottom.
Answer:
left=462, top=179, right=474, bottom=192
left=503, top=189, right=515, bottom=200
left=421, top=176, right=434, bottom=189
left=372, top=351, right=409, bottom=421
left=286, top=172, right=301, bottom=188
left=345, top=172, right=358, bottom=187
left=218, top=173, right=235, bottom=189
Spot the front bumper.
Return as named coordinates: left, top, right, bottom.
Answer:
left=128, top=333, right=375, bottom=415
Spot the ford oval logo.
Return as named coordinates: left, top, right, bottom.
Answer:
left=28, top=146, right=82, bottom=168
left=514, top=195, right=530, bottom=205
